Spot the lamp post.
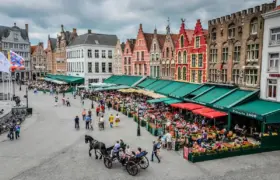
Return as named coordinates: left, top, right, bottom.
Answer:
left=137, top=104, right=141, bottom=136
left=24, top=86, right=28, bottom=108
left=19, top=80, right=22, bottom=91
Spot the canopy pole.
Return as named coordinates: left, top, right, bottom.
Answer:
left=261, top=122, right=266, bottom=133
left=227, top=113, right=232, bottom=131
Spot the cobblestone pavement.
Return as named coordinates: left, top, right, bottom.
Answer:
left=0, top=85, right=280, bottom=180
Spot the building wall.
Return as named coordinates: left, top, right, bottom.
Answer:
left=54, top=36, right=67, bottom=74
left=260, top=9, right=280, bottom=101
left=207, top=2, right=276, bottom=89
left=161, top=33, right=176, bottom=80
left=46, top=39, right=54, bottom=74
left=123, top=40, right=134, bottom=75
left=66, top=44, right=114, bottom=85
left=113, top=40, right=123, bottom=75
left=31, top=42, right=47, bottom=77
left=132, top=24, right=150, bottom=76
left=150, top=31, right=162, bottom=78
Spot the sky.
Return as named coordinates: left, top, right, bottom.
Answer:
left=0, top=0, right=276, bottom=47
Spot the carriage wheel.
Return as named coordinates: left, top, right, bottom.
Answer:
left=126, top=161, right=138, bottom=176
left=139, top=156, right=149, bottom=169
left=104, top=157, right=112, bottom=169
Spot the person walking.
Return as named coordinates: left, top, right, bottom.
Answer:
left=54, top=96, right=58, bottom=106
left=151, top=141, right=161, bottom=163
left=66, top=98, right=71, bottom=107
left=15, top=124, right=20, bottom=139
left=85, top=115, right=91, bottom=130
left=62, top=97, right=65, bottom=106
left=166, top=132, right=172, bottom=150
left=115, top=113, right=120, bottom=127
left=74, top=115, right=80, bottom=129
left=82, top=109, right=86, bottom=120
left=96, top=106, right=100, bottom=117
left=109, top=114, right=114, bottom=128
left=101, top=104, right=105, bottom=113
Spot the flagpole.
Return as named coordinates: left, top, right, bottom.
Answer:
left=2, top=72, right=4, bottom=100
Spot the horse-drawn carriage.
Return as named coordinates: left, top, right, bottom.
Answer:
left=85, top=135, right=149, bottom=176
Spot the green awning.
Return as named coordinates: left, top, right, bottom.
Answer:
left=192, top=87, right=233, bottom=105
left=156, top=81, right=186, bottom=95
left=137, top=78, right=157, bottom=88
left=170, top=83, right=201, bottom=98
left=46, top=74, right=84, bottom=84
left=188, top=85, right=213, bottom=96
left=44, top=77, right=67, bottom=84
left=230, top=99, right=280, bottom=123
left=145, top=80, right=172, bottom=91
left=111, top=75, right=142, bottom=86
left=97, top=85, right=130, bottom=91
left=103, top=75, right=122, bottom=83
left=164, top=99, right=183, bottom=105
left=212, top=90, right=253, bottom=110
left=147, top=98, right=174, bottom=104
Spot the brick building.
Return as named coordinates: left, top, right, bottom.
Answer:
left=161, top=22, right=178, bottom=80
left=149, top=28, right=165, bottom=78
left=46, top=35, right=56, bottom=74
left=207, top=1, right=276, bottom=89
left=175, top=19, right=208, bottom=83
left=30, top=42, right=47, bottom=79
left=122, top=39, right=136, bottom=75
left=132, top=24, right=153, bottom=76
left=113, top=39, right=125, bottom=75
left=53, top=25, right=77, bottom=74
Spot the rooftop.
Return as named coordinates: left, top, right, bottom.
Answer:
left=68, top=33, right=117, bottom=47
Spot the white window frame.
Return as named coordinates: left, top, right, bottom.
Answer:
left=267, top=79, right=277, bottom=100
left=195, top=36, right=200, bottom=48
left=233, top=46, right=241, bottom=62
left=210, top=48, right=217, bottom=63
left=222, top=47, right=228, bottom=63
left=250, top=19, right=258, bottom=35
left=247, top=44, right=259, bottom=62
left=270, top=27, right=280, bottom=46
left=245, top=69, right=258, bottom=86
left=232, top=69, right=240, bottom=84
left=268, top=53, right=279, bottom=72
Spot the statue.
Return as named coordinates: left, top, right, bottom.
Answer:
left=181, top=18, right=185, bottom=23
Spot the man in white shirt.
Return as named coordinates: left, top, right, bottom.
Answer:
left=165, top=132, right=172, bottom=150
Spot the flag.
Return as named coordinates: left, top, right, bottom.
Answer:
left=9, top=50, right=25, bottom=71
left=0, top=52, right=11, bottom=73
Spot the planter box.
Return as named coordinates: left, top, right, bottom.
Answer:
left=146, top=122, right=149, bottom=131
left=141, top=120, right=146, bottom=127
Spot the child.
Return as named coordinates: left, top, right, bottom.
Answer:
left=115, top=114, right=120, bottom=127
left=109, top=114, right=114, bottom=128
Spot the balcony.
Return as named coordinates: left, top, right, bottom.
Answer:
left=269, top=40, right=280, bottom=46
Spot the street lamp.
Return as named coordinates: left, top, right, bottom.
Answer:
left=24, top=86, right=28, bottom=108
left=137, top=104, right=141, bottom=136
left=19, top=80, right=22, bottom=91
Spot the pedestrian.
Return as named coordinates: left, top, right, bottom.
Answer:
left=101, top=104, right=105, bottom=113
left=85, top=115, right=91, bottom=130
left=82, top=100, right=84, bottom=106
left=166, top=132, right=172, bottom=150
left=115, top=113, right=120, bottom=127
left=109, top=114, right=114, bottom=128
left=151, top=141, right=161, bottom=163
left=88, top=109, right=92, bottom=118
left=8, top=124, right=15, bottom=140
left=96, top=106, right=100, bottom=117
left=108, top=101, right=112, bottom=110
left=82, top=109, right=86, bottom=120
left=15, top=124, right=20, bottom=139
left=74, top=115, right=79, bottom=129
left=62, top=97, right=65, bottom=106
left=54, top=96, right=58, bottom=106
left=66, top=98, right=71, bottom=107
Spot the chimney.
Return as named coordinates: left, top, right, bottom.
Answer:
left=73, top=28, right=77, bottom=33
left=61, top=24, right=64, bottom=32
left=25, top=24, right=28, bottom=33
left=48, top=34, right=50, bottom=39
left=154, top=28, right=157, bottom=35
left=139, top=23, right=143, bottom=32
left=88, top=29, right=91, bottom=34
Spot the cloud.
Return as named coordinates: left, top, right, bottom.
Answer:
left=0, top=0, right=272, bottom=47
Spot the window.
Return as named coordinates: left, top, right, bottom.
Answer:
left=180, top=36, right=184, bottom=48
left=198, top=70, right=202, bottom=83
left=166, top=47, right=169, bottom=58
left=182, top=67, right=187, bottom=80
left=137, top=52, right=139, bottom=60
left=19, top=44, right=23, bottom=49
left=232, top=69, right=240, bottom=84
left=108, top=50, right=112, bottom=59
left=14, top=33, right=18, bottom=40
left=250, top=18, right=258, bottom=34
left=141, top=51, right=144, bottom=60
left=81, top=62, right=84, bottom=72
left=108, top=63, right=112, bottom=73
left=9, top=43, right=13, bottom=48
left=4, top=43, right=8, bottom=48
left=234, top=46, right=241, bottom=62
left=191, top=70, right=196, bottom=82
left=124, top=57, right=127, bottom=64
left=183, top=51, right=187, bottom=64
left=221, top=69, right=227, bottom=83
left=102, top=62, right=106, bottom=72
left=195, top=37, right=200, bottom=48
left=198, top=54, right=203, bottom=67
left=211, top=28, right=216, bottom=40
left=245, top=69, right=258, bottom=86
left=89, top=79, right=99, bottom=83
left=81, top=49, right=83, bottom=58
left=102, top=50, right=106, bottom=58
left=228, top=24, right=235, bottom=38
left=177, top=67, right=181, bottom=80
left=151, top=54, right=154, bottom=61
left=191, top=54, right=196, bottom=67
left=267, top=79, right=277, bottom=99
left=268, top=53, right=279, bottom=71
left=222, top=47, right=228, bottom=63
left=154, top=44, right=156, bottom=51
left=247, top=44, right=259, bottom=61
left=95, top=62, right=99, bottom=73
left=134, top=64, right=137, bottom=74
left=126, top=49, right=129, bottom=54
left=95, top=50, right=99, bottom=58
left=128, top=57, right=131, bottom=64
left=88, top=62, right=92, bottom=73
left=14, top=44, right=18, bottom=49
left=88, top=49, right=92, bottom=58
left=178, top=52, right=181, bottom=63
left=270, top=28, right=280, bottom=46
left=210, top=48, right=217, bottom=63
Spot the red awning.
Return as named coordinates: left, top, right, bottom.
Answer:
left=180, top=103, right=205, bottom=110
left=201, top=111, right=228, bottom=119
left=170, top=103, right=186, bottom=109
left=192, top=107, right=215, bottom=115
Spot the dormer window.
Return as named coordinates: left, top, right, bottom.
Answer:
left=14, top=33, right=18, bottom=41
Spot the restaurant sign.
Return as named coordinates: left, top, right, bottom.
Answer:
left=231, top=109, right=262, bottom=120
left=269, top=74, right=280, bottom=78
left=212, top=104, right=225, bottom=110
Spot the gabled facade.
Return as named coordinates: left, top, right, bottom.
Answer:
left=122, top=39, right=135, bottom=75
left=46, top=35, right=56, bottom=74
left=149, top=28, right=165, bottom=78
left=175, top=19, right=208, bottom=83
left=161, top=23, right=178, bottom=80
left=54, top=25, right=77, bottom=74
left=132, top=24, right=153, bottom=76
left=207, top=2, right=276, bottom=88
left=30, top=42, right=47, bottom=79
left=113, top=39, right=124, bottom=75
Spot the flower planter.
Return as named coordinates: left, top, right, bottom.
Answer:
left=141, top=120, right=146, bottom=127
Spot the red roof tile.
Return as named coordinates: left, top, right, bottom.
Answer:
left=128, top=39, right=136, bottom=52
left=144, top=33, right=154, bottom=52
left=171, top=34, right=179, bottom=45
left=274, top=6, right=280, bottom=11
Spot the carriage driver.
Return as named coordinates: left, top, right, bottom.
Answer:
left=111, top=140, right=121, bottom=158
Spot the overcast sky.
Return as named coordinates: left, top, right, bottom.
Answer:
left=0, top=0, right=275, bottom=47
